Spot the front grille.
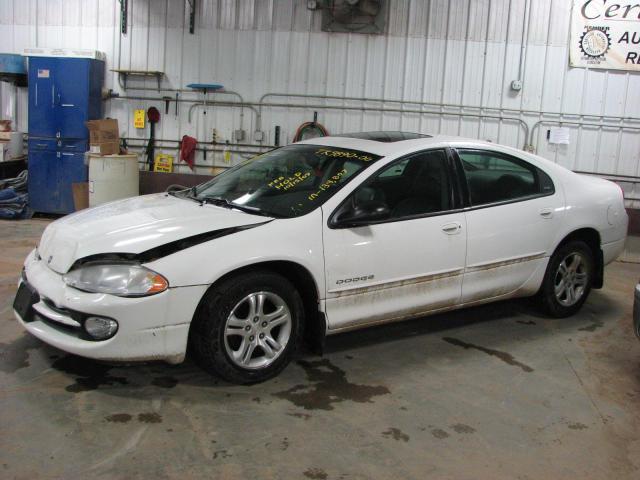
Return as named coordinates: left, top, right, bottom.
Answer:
left=36, top=313, right=80, bottom=336
left=42, top=298, right=80, bottom=321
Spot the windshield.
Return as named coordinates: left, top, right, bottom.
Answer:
left=189, top=144, right=383, bottom=218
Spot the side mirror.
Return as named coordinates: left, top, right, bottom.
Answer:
left=332, top=200, right=390, bottom=228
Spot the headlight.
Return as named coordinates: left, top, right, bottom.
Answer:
left=63, top=264, right=169, bottom=297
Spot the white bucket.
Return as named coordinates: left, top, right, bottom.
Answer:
left=9, top=131, right=23, bottom=158
left=88, top=154, right=139, bottom=207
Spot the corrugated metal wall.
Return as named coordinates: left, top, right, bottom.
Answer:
left=1, top=0, right=639, bottom=184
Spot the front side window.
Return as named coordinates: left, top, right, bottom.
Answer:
left=458, top=150, right=553, bottom=206
left=345, top=149, right=452, bottom=221
left=187, top=144, right=382, bottom=218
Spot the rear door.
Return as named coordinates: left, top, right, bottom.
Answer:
left=455, top=148, right=562, bottom=303
left=322, top=148, right=467, bottom=331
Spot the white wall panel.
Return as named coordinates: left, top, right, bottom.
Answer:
left=0, top=0, right=637, bottom=179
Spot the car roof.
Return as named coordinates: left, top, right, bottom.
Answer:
left=295, top=131, right=499, bottom=156
left=295, top=131, right=574, bottom=181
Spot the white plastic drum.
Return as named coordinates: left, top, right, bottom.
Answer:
left=88, top=154, right=139, bottom=207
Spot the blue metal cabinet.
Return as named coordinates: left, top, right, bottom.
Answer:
left=27, top=139, right=88, bottom=214
left=27, top=56, right=104, bottom=214
left=27, top=144, right=58, bottom=211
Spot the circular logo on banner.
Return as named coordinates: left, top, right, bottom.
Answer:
left=579, top=29, right=611, bottom=58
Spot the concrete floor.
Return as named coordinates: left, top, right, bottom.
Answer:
left=1, top=219, right=640, bottom=480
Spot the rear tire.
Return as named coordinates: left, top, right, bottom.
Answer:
left=538, top=241, right=594, bottom=318
left=190, top=271, right=303, bottom=384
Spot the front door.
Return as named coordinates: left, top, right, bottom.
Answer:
left=322, top=149, right=467, bottom=331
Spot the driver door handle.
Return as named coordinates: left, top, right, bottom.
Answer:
left=442, top=222, right=462, bottom=235
left=539, top=207, right=553, bottom=219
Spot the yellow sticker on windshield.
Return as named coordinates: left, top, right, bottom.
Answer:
left=308, top=168, right=348, bottom=201
left=315, top=148, right=374, bottom=162
left=268, top=171, right=311, bottom=191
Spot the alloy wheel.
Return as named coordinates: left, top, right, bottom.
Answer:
left=554, top=252, right=589, bottom=307
left=223, top=291, right=292, bottom=369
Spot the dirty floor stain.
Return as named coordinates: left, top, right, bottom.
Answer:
left=451, top=423, right=476, bottom=434
left=273, top=359, right=389, bottom=410
left=431, top=428, right=450, bottom=439
left=138, top=412, right=162, bottom=423
left=303, top=468, right=328, bottom=479
left=382, top=427, right=410, bottom=442
left=151, top=376, right=178, bottom=388
left=51, top=355, right=129, bottom=392
left=212, top=450, right=232, bottom=460
left=568, top=422, right=589, bottom=430
left=516, top=320, right=537, bottom=325
left=105, top=413, right=132, bottom=423
left=442, top=337, right=534, bottom=373
left=0, top=335, right=41, bottom=374
left=578, top=319, right=604, bottom=332
left=287, top=412, right=311, bottom=420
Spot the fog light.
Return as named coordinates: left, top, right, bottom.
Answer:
left=84, top=316, right=118, bottom=340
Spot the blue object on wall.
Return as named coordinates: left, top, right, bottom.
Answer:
left=27, top=56, right=104, bottom=214
left=0, top=53, right=26, bottom=75
left=186, top=83, right=224, bottom=93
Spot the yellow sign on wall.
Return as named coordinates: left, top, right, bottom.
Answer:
left=154, top=154, right=174, bottom=173
left=134, top=109, right=145, bottom=129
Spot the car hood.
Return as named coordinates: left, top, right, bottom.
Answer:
left=37, top=194, right=270, bottom=274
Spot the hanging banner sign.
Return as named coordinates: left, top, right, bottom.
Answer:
left=570, top=0, right=640, bottom=71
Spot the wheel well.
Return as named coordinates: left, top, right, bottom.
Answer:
left=556, top=228, right=604, bottom=288
left=208, top=261, right=325, bottom=351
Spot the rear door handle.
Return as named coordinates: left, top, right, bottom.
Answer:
left=539, top=207, right=553, bottom=219
left=442, top=222, right=462, bottom=234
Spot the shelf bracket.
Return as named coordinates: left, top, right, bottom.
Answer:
left=187, top=0, right=196, bottom=34
left=119, top=0, right=128, bottom=35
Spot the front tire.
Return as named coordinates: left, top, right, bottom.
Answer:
left=539, top=241, right=594, bottom=318
left=190, top=271, right=304, bottom=384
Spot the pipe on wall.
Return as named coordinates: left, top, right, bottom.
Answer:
left=529, top=120, right=640, bottom=147
left=109, top=93, right=531, bottom=144
left=258, top=92, right=640, bottom=125
left=121, top=137, right=273, bottom=149
left=110, top=93, right=640, bottom=156
left=111, top=91, right=250, bottom=131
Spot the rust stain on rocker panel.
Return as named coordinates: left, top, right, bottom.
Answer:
left=465, top=252, right=547, bottom=273
left=329, top=269, right=464, bottom=298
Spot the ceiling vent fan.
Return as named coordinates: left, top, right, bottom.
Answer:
left=312, top=0, right=386, bottom=34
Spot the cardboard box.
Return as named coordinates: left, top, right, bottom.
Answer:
left=72, top=183, right=89, bottom=210
left=86, top=119, right=120, bottom=155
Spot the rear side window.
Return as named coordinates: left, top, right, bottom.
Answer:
left=457, top=150, right=554, bottom=206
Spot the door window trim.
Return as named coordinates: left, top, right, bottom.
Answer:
left=452, top=148, right=556, bottom=211
left=328, top=148, right=461, bottom=229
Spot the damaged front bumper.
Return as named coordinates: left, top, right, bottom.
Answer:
left=13, top=249, right=207, bottom=364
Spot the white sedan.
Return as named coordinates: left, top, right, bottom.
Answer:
left=14, top=132, right=628, bottom=383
